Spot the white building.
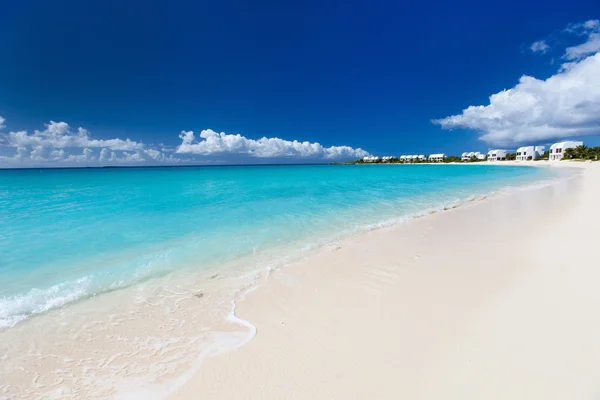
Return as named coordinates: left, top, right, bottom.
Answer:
left=428, top=153, right=445, bottom=162
left=381, top=156, right=395, bottom=162
left=362, top=156, right=380, bottom=162
left=399, top=155, right=407, bottom=162
left=549, top=141, right=583, bottom=161
left=462, top=151, right=485, bottom=161
left=418, top=155, right=426, bottom=161
left=487, top=149, right=507, bottom=161
left=516, top=146, right=545, bottom=161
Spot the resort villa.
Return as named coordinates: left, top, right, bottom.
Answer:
left=487, top=150, right=507, bottom=161
left=549, top=141, right=584, bottom=161
left=428, top=154, right=445, bottom=162
left=362, top=156, right=380, bottom=162
left=516, top=146, right=545, bottom=161
left=461, top=151, right=486, bottom=161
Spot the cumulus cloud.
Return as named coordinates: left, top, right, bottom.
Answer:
left=530, top=40, right=549, bottom=54
left=0, top=121, right=144, bottom=151
left=176, top=129, right=370, bottom=160
left=0, top=119, right=370, bottom=167
left=434, top=23, right=600, bottom=146
left=0, top=119, right=175, bottom=167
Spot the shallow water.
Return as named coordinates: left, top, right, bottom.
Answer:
left=0, top=164, right=558, bottom=328
left=0, top=164, right=566, bottom=399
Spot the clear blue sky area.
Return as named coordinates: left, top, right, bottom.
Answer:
left=1, top=0, right=599, bottom=160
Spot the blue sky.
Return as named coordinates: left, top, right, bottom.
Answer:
left=0, top=0, right=599, bottom=166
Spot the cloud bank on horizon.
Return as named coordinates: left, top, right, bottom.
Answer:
left=176, top=129, right=369, bottom=160
left=0, top=119, right=370, bottom=168
left=434, top=19, right=600, bottom=146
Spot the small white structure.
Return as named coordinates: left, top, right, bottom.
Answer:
left=516, top=145, right=545, bottom=161
left=381, top=156, right=395, bottom=162
left=549, top=141, right=583, bottom=161
left=460, top=151, right=485, bottom=161
left=487, top=149, right=507, bottom=161
left=418, top=155, right=426, bottom=161
left=462, top=151, right=485, bottom=161
left=428, top=153, right=445, bottom=162
left=362, top=156, right=380, bottom=162
left=399, top=155, right=407, bottom=162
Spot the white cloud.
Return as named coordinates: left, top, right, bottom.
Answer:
left=1, top=121, right=144, bottom=151
left=0, top=119, right=176, bottom=167
left=433, top=52, right=600, bottom=145
left=1, top=119, right=370, bottom=168
left=565, top=33, right=600, bottom=60
left=564, top=19, right=600, bottom=60
left=530, top=40, right=549, bottom=54
left=176, top=129, right=370, bottom=159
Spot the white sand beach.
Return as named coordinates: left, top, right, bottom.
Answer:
left=169, top=162, right=600, bottom=399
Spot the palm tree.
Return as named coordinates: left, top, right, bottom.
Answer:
left=574, top=145, right=589, bottom=159
left=563, top=148, right=575, bottom=160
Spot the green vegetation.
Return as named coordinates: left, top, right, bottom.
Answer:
left=505, top=153, right=516, bottom=161
left=534, top=150, right=550, bottom=161
left=562, top=145, right=600, bottom=161
left=443, top=156, right=462, bottom=163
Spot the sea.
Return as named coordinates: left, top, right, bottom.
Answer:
left=0, top=164, right=565, bottom=399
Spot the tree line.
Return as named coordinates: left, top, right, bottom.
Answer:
left=562, top=145, right=600, bottom=161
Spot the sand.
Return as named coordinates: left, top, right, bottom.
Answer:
left=169, top=162, right=600, bottom=400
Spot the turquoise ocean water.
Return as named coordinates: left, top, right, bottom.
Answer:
left=0, top=164, right=557, bottom=328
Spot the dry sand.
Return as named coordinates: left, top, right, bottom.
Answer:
left=169, top=162, right=600, bottom=400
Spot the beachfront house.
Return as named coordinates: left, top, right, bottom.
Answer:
left=418, top=155, right=426, bottom=161
left=516, top=146, right=545, bottom=161
left=428, top=153, right=445, bottom=162
left=549, top=141, right=584, bottom=161
left=381, top=156, right=395, bottom=162
left=461, top=151, right=485, bottom=161
left=399, top=155, right=407, bottom=162
left=487, top=150, right=507, bottom=161
left=362, top=156, right=380, bottom=162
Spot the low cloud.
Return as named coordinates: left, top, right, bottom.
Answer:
left=434, top=21, right=600, bottom=146
left=176, top=129, right=370, bottom=160
left=0, top=120, right=175, bottom=167
left=0, top=120, right=370, bottom=168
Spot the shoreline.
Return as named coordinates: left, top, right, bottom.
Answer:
left=0, top=163, right=585, bottom=399
left=169, top=162, right=600, bottom=399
